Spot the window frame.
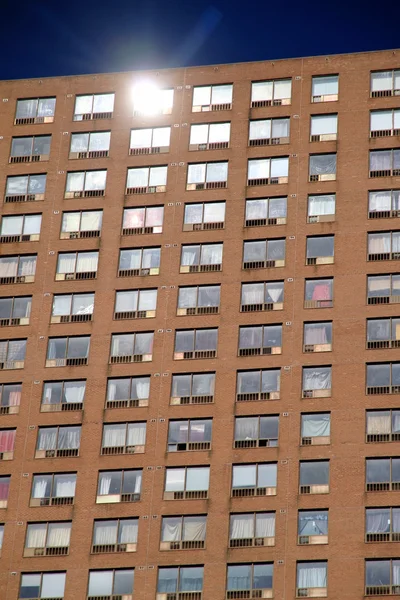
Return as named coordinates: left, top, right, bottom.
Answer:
left=24, top=521, right=72, bottom=556
left=101, top=422, right=146, bottom=455
left=247, top=157, right=289, bottom=186
left=0, top=382, right=22, bottom=414
left=167, top=419, right=212, bottom=452
left=129, top=126, right=171, bottom=155
left=160, top=514, right=207, bottom=550
left=106, top=376, right=151, bottom=409
left=114, top=289, right=157, bottom=320
left=370, top=149, right=400, bottom=178
left=183, top=201, right=226, bottom=231
left=299, top=460, right=330, bottom=494
left=234, top=416, right=279, bottom=448
left=64, top=169, right=107, bottom=198
left=0, top=338, right=27, bottom=369
left=311, top=74, right=339, bottom=102
left=370, top=69, right=400, bottom=97
left=60, top=210, right=103, bottom=239
left=91, top=517, right=138, bottom=553
left=118, top=247, right=161, bottom=277
left=243, top=238, right=286, bottom=270
left=236, top=369, right=281, bottom=402
left=122, top=206, right=164, bottom=235
left=238, top=324, right=283, bottom=356
left=192, top=83, right=233, bottom=112
left=19, top=572, right=66, bottom=600
left=41, top=380, right=86, bottom=413
left=0, top=296, right=32, bottom=327
left=45, top=335, right=90, bottom=367
left=55, top=251, right=99, bottom=281
left=35, top=425, right=81, bottom=459
left=177, top=285, right=220, bottom=316
left=50, top=293, right=94, bottom=324
left=164, top=466, right=210, bottom=499
left=109, top=332, right=154, bottom=363
left=170, top=372, right=216, bottom=405
left=10, top=135, right=51, bottom=163
left=73, top=93, right=115, bottom=121
left=126, top=165, right=168, bottom=194
left=5, top=173, right=47, bottom=203
left=229, top=512, right=276, bottom=547
left=251, top=78, right=292, bottom=107
left=69, top=130, right=111, bottom=159
left=96, top=469, right=142, bottom=503
left=180, top=243, right=223, bottom=273
left=30, top=472, right=77, bottom=507
left=15, top=97, right=56, bottom=124
left=231, top=462, right=277, bottom=497
left=174, top=328, right=218, bottom=360
left=244, top=197, right=287, bottom=227
left=189, top=122, right=231, bottom=150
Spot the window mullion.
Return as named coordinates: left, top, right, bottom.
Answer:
left=44, top=522, right=49, bottom=547
left=196, top=287, right=200, bottom=309
left=56, top=426, right=60, bottom=449
left=207, top=125, right=211, bottom=144
left=184, top=468, right=188, bottom=492
left=139, top=249, right=144, bottom=269
left=189, top=375, right=193, bottom=396
left=30, top=137, right=34, bottom=155
left=146, top=168, right=151, bottom=186
left=83, top=171, right=88, bottom=189
left=132, top=333, right=137, bottom=355
left=390, top=459, right=393, bottom=487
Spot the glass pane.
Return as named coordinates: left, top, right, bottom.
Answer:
left=11, top=137, right=32, bottom=157
left=252, top=81, right=273, bottom=102
left=307, top=236, right=334, bottom=258
left=367, top=364, right=390, bottom=387
left=88, top=571, right=113, bottom=596
left=6, top=175, right=28, bottom=195
left=188, top=163, right=206, bottom=184
left=203, top=202, right=225, bottom=223
left=186, top=467, right=209, bottom=490
left=178, top=287, right=197, bottom=308
left=67, top=337, right=89, bottom=358
left=308, top=194, right=335, bottom=216
left=253, top=564, right=273, bottom=589
left=299, top=510, right=329, bottom=536
left=20, top=574, right=41, bottom=599
left=158, top=568, right=178, bottom=593
left=208, top=122, right=230, bottom=143
left=211, top=84, right=233, bottom=105
left=232, top=464, right=257, bottom=487
left=300, top=461, right=329, bottom=485
left=179, top=567, right=203, bottom=592
left=165, top=469, right=185, bottom=491
left=258, top=463, right=277, bottom=487
left=93, top=93, right=114, bottom=113
left=70, top=133, right=89, bottom=153
left=16, top=99, right=38, bottom=119
left=85, top=170, right=107, bottom=191
left=152, top=127, right=171, bottom=147
left=149, top=166, right=167, bottom=186
left=206, top=162, right=228, bottom=182
left=309, top=154, right=337, bottom=175
left=114, top=570, right=134, bottom=595
left=371, top=71, right=392, bottom=92
left=198, top=285, right=220, bottom=307
left=371, top=111, right=393, bottom=131
left=227, top=565, right=251, bottom=591
left=127, top=168, right=149, bottom=188
left=75, top=95, right=93, bottom=115
left=313, top=75, right=339, bottom=96
left=193, top=86, right=211, bottom=107
left=190, top=124, right=209, bottom=145
left=274, top=79, right=292, bottom=99
left=175, top=331, right=194, bottom=352
left=38, top=97, right=56, bottom=117
left=366, top=561, right=391, bottom=586
left=250, top=120, right=271, bottom=140
left=192, top=373, right=215, bottom=395
left=41, top=572, right=66, bottom=598
left=270, top=157, right=289, bottom=177
left=88, top=131, right=110, bottom=152
left=311, top=114, right=338, bottom=135
left=366, top=459, right=390, bottom=483
left=248, top=159, right=270, bottom=180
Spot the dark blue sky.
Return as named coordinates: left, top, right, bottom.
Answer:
left=2, top=0, right=400, bottom=80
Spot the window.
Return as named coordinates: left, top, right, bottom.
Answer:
left=236, top=369, right=280, bottom=402
left=226, top=563, right=274, bottom=597
left=303, top=322, right=332, bottom=352
left=241, top=281, right=284, bottom=313
left=46, top=336, right=90, bottom=367
left=234, top=416, right=279, bottom=448
left=0, top=476, right=10, bottom=508
left=310, top=114, right=338, bottom=141
left=312, top=74, right=338, bottom=102
left=92, top=518, right=138, bottom=553
left=0, top=383, right=22, bottom=415
left=371, top=109, right=400, bottom=138
left=118, top=247, right=161, bottom=277
left=305, top=278, right=333, bottom=309
left=298, top=510, right=328, bottom=544
left=168, top=419, right=212, bottom=451
left=251, top=78, right=292, bottom=107
left=15, top=97, right=56, bottom=124
left=238, top=325, right=282, bottom=356
left=0, top=254, right=37, bottom=285
left=36, top=425, right=81, bottom=458
left=74, top=93, right=114, bottom=120
left=301, top=414, right=331, bottom=446
left=69, top=131, right=111, bottom=159
left=122, top=206, right=164, bottom=235
left=133, top=87, right=173, bottom=115
left=5, top=173, right=46, bottom=203
left=126, top=165, right=167, bottom=194
left=366, top=458, right=400, bottom=491
left=180, top=243, right=223, bottom=273
left=171, top=372, right=215, bottom=405
left=186, top=161, right=228, bottom=190
left=370, top=149, right=400, bottom=177
left=101, top=422, right=146, bottom=455
left=371, top=70, right=400, bottom=97
left=56, top=251, right=99, bottom=280
left=0, top=214, right=41, bottom=243
left=229, top=513, right=275, bottom=547
left=88, top=569, right=134, bottom=599
left=19, top=572, right=66, bottom=599
left=157, top=566, right=204, bottom=597
left=41, top=380, right=85, bottom=412
left=0, top=429, right=16, bottom=459
left=10, top=136, right=51, bottom=163
left=367, top=318, right=400, bottom=349
left=309, top=153, right=336, bottom=181
left=307, top=194, right=335, bottom=223
left=302, top=366, right=332, bottom=398
left=368, top=231, right=400, bottom=261
left=306, top=235, right=334, bottom=265
left=51, top=293, right=94, bottom=324
left=110, top=332, right=154, bottom=363
left=183, top=202, right=225, bottom=231
left=189, top=122, right=230, bottom=150
left=366, top=560, right=400, bottom=596
left=232, top=463, right=277, bottom=496
left=366, top=508, right=400, bottom=542
left=0, top=296, right=31, bottom=326
left=60, top=211, right=102, bottom=239
left=366, top=410, right=400, bottom=443
left=192, top=83, right=232, bottom=111
left=247, top=157, right=289, bottom=185
left=30, top=473, right=76, bottom=507
left=24, top=522, right=71, bottom=556
left=0, top=339, right=26, bottom=369
left=369, top=190, right=400, bottom=219
left=114, top=289, right=157, bottom=319
left=367, top=363, right=400, bottom=395
left=177, top=285, right=220, bottom=315
left=160, top=515, right=207, bottom=550
left=65, top=170, right=107, bottom=198
left=367, top=274, right=400, bottom=305
left=299, top=461, right=330, bottom=497
left=249, top=118, right=290, bottom=146
left=174, top=328, right=218, bottom=360
left=243, top=239, right=286, bottom=269
left=106, top=376, right=150, bottom=409
left=245, top=197, right=287, bottom=227
left=130, top=126, right=171, bottom=154
left=296, top=562, right=327, bottom=596
left=164, top=466, right=210, bottom=499
left=97, top=470, right=142, bottom=503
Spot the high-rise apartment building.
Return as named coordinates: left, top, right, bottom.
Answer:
left=0, top=47, right=400, bottom=599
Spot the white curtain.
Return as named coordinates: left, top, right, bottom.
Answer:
left=76, top=252, right=98, bottom=272
left=230, top=514, right=254, bottom=538
left=200, top=244, right=222, bottom=265
left=256, top=513, right=275, bottom=537
left=368, top=233, right=391, bottom=254
left=37, top=429, right=57, bottom=450
left=26, top=524, right=47, bottom=548
left=310, top=154, right=336, bottom=175
left=99, top=474, right=112, bottom=495
left=64, top=382, right=85, bottom=404
left=242, top=284, right=264, bottom=305
left=57, top=254, right=76, bottom=274
left=132, top=378, right=150, bottom=399
left=142, top=248, right=160, bottom=269
left=308, top=195, right=335, bottom=216
left=119, top=519, right=138, bottom=543
left=393, top=564, right=400, bottom=586
left=0, top=257, right=18, bottom=277
left=162, top=518, right=182, bottom=541
left=246, top=199, right=268, bottom=220
left=304, top=325, right=329, bottom=345
left=183, top=517, right=206, bottom=541
left=366, top=509, right=390, bottom=533
left=81, top=211, right=103, bottom=231
left=369, top=191, right=392, bottom=212
left=93, top=521, right=117, bottom=544
left=127, top=167, right=150, bottom=188
left=272, top=118, right=290, bottom=138
left=32, top=477, right=49, bottom=498
left=55, top=475, right=76, bottom=498
left=127, top=423, right=147, bottom=445
left=249, top=120, right=271, bottom=140
left=298, top=566, right=327, bottom=588
left=367, top=413, right=391, bottom=434
left=370, top=150, right=392, bottom=171
left=302, top=415, right=331, bottom=437
left=18, top=256, right=37, bottom=276
left=182, top=246, right=199, bottom=265
left=248, top=159, right=270, bottom=180
left=103, top=424, right=126, bottom=447
left=303, top=369, right=331, bottom=390
left=206, top=162, right=228, bottom=182
left=47, top=523, right=71, bottom=547
left=58, top=427, right=81, bottom=449
left=235, top=418, right=259, bottom=440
